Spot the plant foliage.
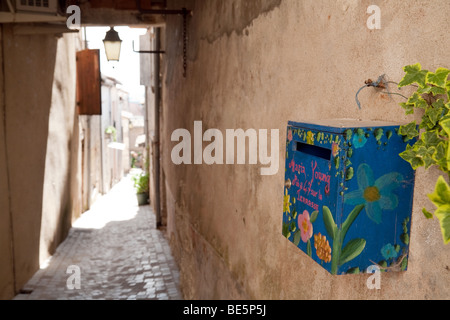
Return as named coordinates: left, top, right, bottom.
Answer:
left=398, top=63, right=450, bottom=244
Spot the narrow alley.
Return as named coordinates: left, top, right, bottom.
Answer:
left=13, top=173, right=182, bottom=300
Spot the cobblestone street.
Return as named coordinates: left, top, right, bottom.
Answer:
left=14, top=175, right=182, bottom=300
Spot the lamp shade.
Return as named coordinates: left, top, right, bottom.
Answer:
left=103, top=27, right=122, bottom=61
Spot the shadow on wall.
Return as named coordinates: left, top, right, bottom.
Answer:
left=0, top=24, right=65, bottom=299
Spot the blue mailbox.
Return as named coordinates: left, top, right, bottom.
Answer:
left=282, top=119, right=415, bottom=275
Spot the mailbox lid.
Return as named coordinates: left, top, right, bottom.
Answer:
left=288, top=119, right=406, bottom=134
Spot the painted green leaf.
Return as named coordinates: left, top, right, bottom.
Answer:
left=398, top=122, right=419, bottom=141
left=310, top=210, right=319, bottom=223
left=341, top=204, right=365, bottom=240
left=386, top=130, right=393, bottom=140
left=293, top=230, right=302, bottom=246
left=323, top=206, right=337, bottom=241
left=339, top=238, right=366, bottom=265
left=400, top=233, right=410, bottom=245
left=307, top=239, right=312, bottom=257
left=346, top=167, right=354, bottom=181
left=282, top=223, right=289, bottom=237
left=346, top=267, right=360, bottom=274
left=401, top=257, right=408, bottom=271
left=334, top=156, right=340, bottom=170
left=347, top=148, right=353, bottom=158
left=345, top=129, right=353, bottom=141
left=374, top=128, right=384, bottom=141
left=426, top=68, right=450, bottom=88
left=398, top=63, right=428, bottom=88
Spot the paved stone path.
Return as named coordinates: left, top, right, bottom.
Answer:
left=14, top=174, right=182, bottom=300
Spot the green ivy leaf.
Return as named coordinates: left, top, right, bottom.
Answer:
left=446, top=81, right=450, bottom=100
left=339, top=238, right=366, bottom=265
left=425, top=101, right=445, bottom=127
left=400, top=144, right=425, bottom=170
left=426, top=68, right=450, bottom=88
left=422, top=208, right=434, bottom=220
left=398, top=63, right=428, bottom=88
left=416, top=146, right=437, bottom=169
left=400, top=102, right=415, bottom=115
left=434, top=205, right=450, bottom=244
left=440, top=119, right=450, bottom=169
left=418, top=85, right=446, bottom=96
left=422, top=129, right=442, bottom=147
left=399, top=122, right=419, bottom=141
left=408, top=92, right=429, bottom=110
left=428, top=176, right=450, bottom=207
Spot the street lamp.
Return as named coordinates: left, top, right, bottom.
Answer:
left=103, top=27, right=122, bottom=61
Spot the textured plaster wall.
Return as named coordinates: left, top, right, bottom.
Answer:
left=0, top=27, right=82, bottom=298
left=40, top=32, right=81, bottom=266
left=163, top=0, right=450, bottom=299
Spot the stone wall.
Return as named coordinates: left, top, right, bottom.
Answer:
left=162, top=0, right=450, bottom=299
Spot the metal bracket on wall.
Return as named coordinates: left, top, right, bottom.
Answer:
left=134, top=4, right=192, bottom=77
left=132, top=41, right=166, bottom=55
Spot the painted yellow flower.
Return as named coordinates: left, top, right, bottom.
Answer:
left=283, top=189, right=291, bottom=214
left=314, top=233, right=332, bottom=263
left=306, top=131, right=314, bottom=145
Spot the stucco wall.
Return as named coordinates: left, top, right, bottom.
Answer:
left=40, top=32, right=81, bottom=266
left=163, top=0, right=450, bottom=299
left=0, top=26, right=82, bottom=299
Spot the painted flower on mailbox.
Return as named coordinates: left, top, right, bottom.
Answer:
left=287, top=129, right=293, bottom=142
left=283, top=189, right=291, bottom=214
left=314, top=233, right=332, bottom=263
left=306, top=131, right=314, bottom=145
left=381, top=243, right=398, bottom=260
left=352, top=130, right=368, bottom=149
left=297, top=210, right=313, bottom=243
left=344, top=164, right=403, bottom=224
left=331, top=142, right=340, bottom=157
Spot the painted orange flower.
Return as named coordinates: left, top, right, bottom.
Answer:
left=314, top=233, right=332, bottom=263
left=331, top=142, right=340, bottom=157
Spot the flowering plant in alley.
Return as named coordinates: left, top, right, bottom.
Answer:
left=397, top=63, right=450, bottom=244
left=133, top=172, right=149, bottom=195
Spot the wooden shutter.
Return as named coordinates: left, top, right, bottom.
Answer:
left=76, top=49, right=101, bottom=115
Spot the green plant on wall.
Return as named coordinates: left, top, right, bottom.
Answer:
left=105, top=126, right=117, bottom=142
left=397, top=63, right=450, bottom=244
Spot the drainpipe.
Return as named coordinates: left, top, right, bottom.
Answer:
left=154, top=28, right=161, bottom=227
